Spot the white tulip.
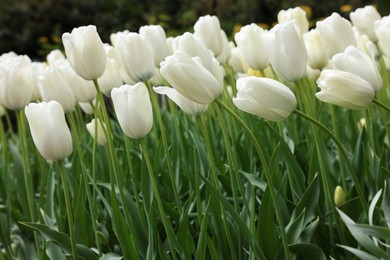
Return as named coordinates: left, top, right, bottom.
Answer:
left=86, top=119, right=107, bottom=145
left=350, top=5, right=381, bottom=41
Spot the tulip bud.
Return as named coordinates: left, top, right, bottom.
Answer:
left=332, top=45, right=382, bottom=92
left=31, top=62, right=46, bottom=102
left=38, top=66, right=77, bottom=113
left=78, top=100, right=95, bottom=115
left=334, top=186, right=346, bottom=206
left=139, top=25, right=171, bottom=67
left=263, top=21, right=307, bottom=82
left=277, top=7, right=309, bottom=35
left=46, top=49, right=66, bottom=66
left=160, top=51, right=223, bottom=104
left=350, top=5, right=381, bottom=42
left=233, top=76, right=297, bottom=121
left=97, top=57, right=123, bottom=96
left=154, top=87, right=209, bottom=115
left=114, top=32, right=155, bottom=82
left=316, top=13, right=356, bottom=57
left=303, top=29, right=330, bottom=70
left=172, top=32, right=214, bottom=73
left=234, top=24, right=269, bottom=71
left=0, top=55, right=33, bottom=110
left=62, top=25, right=106, bottom=80
left=316, top=70, right=375, bottom=109
left=228, top=46, right=247, bottom=73
left=86, top=119, right=107, bottom=145
left=25, top=101, right=73, bottom=161
left=194, top=15, right=225, bottom=58
left=111, top=83, right=153, bottom=139
left=374, top=15, right=390, bottom=58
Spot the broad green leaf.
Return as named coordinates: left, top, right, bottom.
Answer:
left=337, top=245, right=379, bottom=260
left=351, top=224, right=390, bottom=240
left=19, top=222, right=98, bottom=260
left=99, top=253, right=123, bottom=260
left=289, top=243, right=326, bottom=260
left=286, top=209, right=306, bottom=244
left=46, top=241, right=66, bottom=260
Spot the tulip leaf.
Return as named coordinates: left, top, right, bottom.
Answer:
left=19, top=222, right=98, bottom=260
left=289, top=243, right=326, bottom=260
left=337, top=245, right=379, bottom=260
left=99, top=253, right=123, bottom=260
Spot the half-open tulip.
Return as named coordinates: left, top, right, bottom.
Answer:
left=62, top=25, right=106, bottom=80
left=316, top=70, right=375, bottom=109
left=160, top=51, right=223, bottom=104
left=350, top=5, right=381, bottom=41
left=25, top=101, right=73, bottom=161
left=111, top=83, right=153, bottom=139
left=233, top=76, right=297, bottom=121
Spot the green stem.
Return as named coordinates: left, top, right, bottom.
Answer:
left=373, top=98, right=390, bottom=113
left=293, top=109, right=369, bottom=214
left=67, top=112, right=102, bottom=256
left=139, top=138, right=177, bottom=260
left=16, top=110, right=40, bottom=255
left=215, top=98, right=291, bottom=259
left=145, top=81, right=181, bottom=213
left=57, top=161, right=78, bottom=260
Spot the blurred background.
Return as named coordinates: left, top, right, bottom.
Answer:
left=0, top=0, right=389, bottom=60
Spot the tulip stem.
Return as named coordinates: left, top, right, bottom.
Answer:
left=67, top=112, right=102, bottom=256
left=57, top=160, right=78, bottom=260
left=215, top=98, right=291, bottom=259
left=16, top=110, right=40, bottom=256
left=145, top=80, right=182, bottom=213
left=139, top=138, right=178, bottom=259
left=293, top=109, right=369, bottom=214
left=373, top=98, right=390, bottom=113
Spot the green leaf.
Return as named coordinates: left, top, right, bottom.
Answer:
left=19, top=222, right=98, bottom=260
left=382, top=183, right=390, bottom=228
left=337, top=245, right=379, bottom=260
left=99, top=253, right=123, bottom=260
left=286, top=209, right=306, bottom=244
left=240, top=171, right=267, bottom=192
left=289, top=243, right=326, bottom=260
left=369, top=189, right=382, bottom=226
left=195, top=198, right=211, bottom=260
left=46, top=241, right=66, bottom=260
left=351, top=224, right=390, bottom=240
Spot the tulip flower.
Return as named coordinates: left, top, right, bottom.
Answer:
left=262, top=21, right=307, bottom=82
left=111, top=83, right=153, bottom=139
left=228, top=46, right=247, bottom=73
left=234, top=24, right=269, bottom=71
left=316, top=70, right=375, bottom=109
left=97, top=57, right=123, bottom=95
left=194, top=15, right=225, bottom=58
left=160, top=51, right=223, bottom=104
left=350, top=5, right=381, bottom=41
left=0, top=55, right=33, bottom=110
left=46, top=49, right=66, bottom=66
left=62, top=25, right=107, bottom=80
left=86, top=119, right=107, bottom=145
left=25, top=101, right=73, bottom=161
left=139, top=25, right=171, bottom=67
left=277, top=7, right=309, bottom=35
left=375, top=15, right=390, bottom=58
left=172, top=32, right=214, bottom=73
left=233, top=76, right=297, bottom=121
left=215, top=30, right=231, bottom=64
left=78, top=100, right=95, bottom=115
left=154, top=87, right=209, bottom=115
left=332, top=45, right=382, bottom=91
left=316, top=13, right=356, bottom=56
left=113, top=32, right=155, bottom=82
left=303, top=29, right=330, bottom=69
left=38, top=66, right=77, bottom=113
left=31, top=62, right=45, bottom=102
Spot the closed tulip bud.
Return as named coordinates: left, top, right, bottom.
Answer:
left=25, top=101, right=73, bottom=161
left=234, top=24, right=269, bottom=70
left=97, top=57, right=123, bottom=95
left=139, top=25, right=171, bottom=67
left=172, top=32, right=214, bottom=73
left=263, top=21, right=307, bottom=82
left=86, top=119, right=107, bottom=145
left=350, top=6, right=381, bottom=41
left=316, top=13, right=356, bottom=57
left=194, top=15, right=224, bottom=58
left=154, top=87, right=209, bottom=115
left=46, top=49, right=66, bottom=66
left=233, top=76, right=297, bottom=121
left=114, top=32, right=155, bottom=82
left=160, top=51, right=223, bottom=104
left=78, top=100, right=95, bottom=115
left=303, top=29, right=330, bottom=69
left=334, top=186, right=346, bottom=206
left=316, top=70, right=375, bottom=109
left=62, top=25, right=106, bottom=80
left=332, top=45, right=382, bottom=91
left=0, top=55, right=33, bottom=110
left=111, top=83, right=153, bottom=139
left=374, top=16, right=390, bottom=58
left=56, top=60, right=96, bottom=102
left=38, top=66, right=77, bottom=113
left=228, top=46, right=247, bottom=73
left=277, top=7, right=309, bottom=35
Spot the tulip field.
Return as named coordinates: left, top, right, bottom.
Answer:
left=1, top=5, right=390, bottom=260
